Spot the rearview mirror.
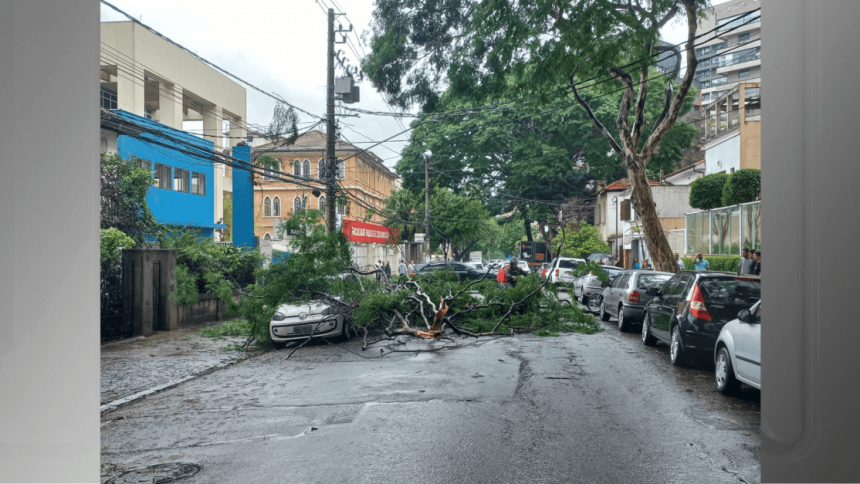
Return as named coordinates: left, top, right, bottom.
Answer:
left=738, top=309, right=755, bottom=323
left=646, top=287, right=659, bottom=297
left=601, top=281, right=610, bottom=288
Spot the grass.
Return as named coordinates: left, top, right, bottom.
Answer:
left=197, top=319, right=253, bottom=340
left=142, top=341, right=158, bottom=347
left=221, top=343, right=245, bottom=352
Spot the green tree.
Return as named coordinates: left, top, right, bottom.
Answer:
left=100, top=152, right=156, bottom=244
left=365, top=0, right=708, bottom=272
left=425, top=188, right=493, bottom=261
left=690, top=173, right=729, bottom=210
left=100, top=228, right=136, bottom=264
left=552, top=222, right=611, bottom=259
left=380, top=189, right=422, bottom=243
left=223, top=194, right=233, bottom=241
left=722, top=169, right=761, bottom=206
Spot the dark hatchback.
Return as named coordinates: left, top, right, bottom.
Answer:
left=641, top=271, right=761, bottom=367
left=415, top=262, right=490, bottom=282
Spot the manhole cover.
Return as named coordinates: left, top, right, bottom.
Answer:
left=105, top=463, right=201, bottom=483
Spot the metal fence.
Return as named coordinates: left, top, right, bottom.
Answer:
left=100, top=257, right=135, bottom=341
left=685, top=201, right=761, bottom=255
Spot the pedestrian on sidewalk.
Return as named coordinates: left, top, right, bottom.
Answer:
left=675, top=253, right=686, bottom=271
left=398, top=259, right=408, bottom=282
left=694, top=253, right=710, bottom=271
left=752, top=251, right=761, bottom=275
left=408, top=260, right=416, bottom=274
left=384, top=261, right=392, bottom=281
left=738, top=248, right=755, bottom=275
left=642, top=258, right=652, bottom=269
left=632, top=257, right=641, bottom=269
left=375, top=260, right=382, bottom=282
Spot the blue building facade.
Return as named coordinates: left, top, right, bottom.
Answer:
left=113, top=110, right=225, bottom=237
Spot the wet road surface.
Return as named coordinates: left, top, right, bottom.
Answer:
left=101, top=298, right=760, bottom=483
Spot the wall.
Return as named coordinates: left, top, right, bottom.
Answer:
left=169, top=293, right=235, bottom=329
left=739, top=118, right=761, bottom=170
left=704, top=132, right=741, bottom=174
left=115, top=110, right=222, bottom=234
left=652, top=186, right=695, bottom=219
left=231, top=145, right=256, bottom=248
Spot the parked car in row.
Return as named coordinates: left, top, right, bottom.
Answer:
left=269, top=274, right=359, bottom=349
left=715, top=300, right=761, bottom=394
left=572, top=265, right=624, bottom=304
left=547, top=257, right=586, bottom=286
left=415, top=261, right=487, bottom=282
left=641, top=272, right=761, bottom=367
left=599, top=270, right=674, bottom=332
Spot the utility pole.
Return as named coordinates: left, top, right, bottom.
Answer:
left=424, top=155, right=431, bottom=261
left=324, top=8, right=337, bottom=234
left=324, top=8, right=350, bottom=234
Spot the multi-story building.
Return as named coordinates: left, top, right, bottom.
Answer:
left=690, top=0, right=761, bottom=109
left=699, top=82, right=762, bottom=174
left=252, top=130, right=399, bottom=241
left=99, top=21, right=247, bottom=240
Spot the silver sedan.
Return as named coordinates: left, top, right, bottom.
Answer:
left=599, top=270, right=674, bottom=332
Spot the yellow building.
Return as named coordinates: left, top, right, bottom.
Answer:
left=252, top=130, right=399, bottom=240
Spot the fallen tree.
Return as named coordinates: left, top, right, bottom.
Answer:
left=237, top=211, right=600, bottom=354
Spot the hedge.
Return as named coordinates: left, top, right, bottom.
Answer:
left=679, top=255, right=741, bottom=272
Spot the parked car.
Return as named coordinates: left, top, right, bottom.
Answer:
left=572, top=265, right=624, bottom=304
left=599, top=270, right=674, bottom=332
left=269, top=275, right=358, bottom=350
left=464, top=261, right=490, bottom=273
left=415, top=262, right=487, bottom=282
left=714, top=300, right=761, bottom=394
left=641, top=272, right=761, bottom=367
left=548, top=257, right=586, bottom=286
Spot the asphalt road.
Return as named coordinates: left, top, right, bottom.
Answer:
left=101, top=296, right=761, bottom=484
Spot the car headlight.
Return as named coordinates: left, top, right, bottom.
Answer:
left=273, top=311, right=286, bottom=321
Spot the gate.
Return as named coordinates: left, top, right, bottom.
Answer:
left=100, top=257, right=134, bottom=341
left=152, top=260, right=162, bottom=331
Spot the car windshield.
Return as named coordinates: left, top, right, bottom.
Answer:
left=558, top=260, right=580, bottom=269
left=696, top=277, right=762, bottom=322
left=602, top=267, right=623, bottom=278
left=637, top=274, right=672, bottom=289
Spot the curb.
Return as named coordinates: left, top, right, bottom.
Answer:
left=101, top=336, right=146, bottom=349
left=100, top=349, right=265, bottom=414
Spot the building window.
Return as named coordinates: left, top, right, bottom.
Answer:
left=174, top=168, right=190, bottom=193
left=702, top=93, right=711, bottom=101
left=620, top=200, right=631, bottom=221
left=153, top=163, right=171, bottom=190
left=738, top=68, right=751, bottom=79
left=272, top=196, right=281, bottom=217
left=337, top=158, right=345, bottom=180
left=701, top=80, right=711, bottom=88
left=191, top=173, right=206, bottom=195
left=263, top=196, right=272, bottom=217
left=318, top=159, right=325, bottom=179
left=263, top=160, right=279, bottom=181
left=100, top=88, right=117, bottom=110
left=336, top=199, right=345, bottom=215
left=318, top=196, right=326, bottom=214
left=294, top=196, right=302, bottom=213
left=264, top=233, right=272, bottom=241
left=730, top=168, right=736, bottom=174
left=717, top=10, right=761, bottom=33
left=293, top=160, right=301, bottom=177
left=738, top=32, right=751, bottom=43
left=136, top=158, right=151, bottom=172
left=303, top=159, right=311, bottom=178
left=144, top=105, right=153, bottom=120
left=713, top=41, right=728, bottom=51
left=711, top=77, right=728, bottom=87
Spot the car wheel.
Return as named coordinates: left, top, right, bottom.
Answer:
left=272, top=340, right=287, bottom=350
left=617, top=306, right=629, bottom=332
left=600, top=302, right=610, bottom=321
left=715, top=347, right=741, bottom=395
left=339, top=318, right=351, bottom=342
left=670, top=325, right=690, bottom=367
left=641, top=313, right=657, bottom=346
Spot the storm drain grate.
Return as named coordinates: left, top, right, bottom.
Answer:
left=105, top=463, right=201, bottom=483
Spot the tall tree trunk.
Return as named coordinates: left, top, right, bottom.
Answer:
left=626, top=160, right=678, bottom=272
left=524, top=218, right=533, bottom=242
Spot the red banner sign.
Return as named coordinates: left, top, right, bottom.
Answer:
left=342, top=219, right=399, bottom=244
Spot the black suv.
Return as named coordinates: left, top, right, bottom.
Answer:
left=641, top=271, right=761, bottom=366
left=415, top=262, right=489, bottom=282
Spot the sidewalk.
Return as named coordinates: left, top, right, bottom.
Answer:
left=100, top=320, right=263, bottom=412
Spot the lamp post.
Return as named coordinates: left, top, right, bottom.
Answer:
left=612, top=196, right=619, bottom=265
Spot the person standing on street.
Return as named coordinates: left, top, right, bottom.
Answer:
left=384, top=261, right=392, bottom=280
left=738, top=248, right=755, bottom=275
left=505, top=257, right=527, bottom=287
left=398, top=259, right=408, bottom=281
left=408, top=260, right=416, bottom=274
left=675, top=253, right=686, bottom=271
left=643, top=258, right=652, bottom=269
left=375, top=260, right=383, bottom=282
left=632, top=257, right=641, bottom=269
left=752, top=251, right=761, bottom=275
left=694, top=253, right=710, bottom=271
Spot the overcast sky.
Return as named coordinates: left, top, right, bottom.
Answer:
left=101, top=0, right=733, bottom=169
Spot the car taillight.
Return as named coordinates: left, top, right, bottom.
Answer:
left=689, top=283, right=712, bottom=321
left=555, top=269, right=559, bottom=276
left=628, top=291, right=640, bottom=303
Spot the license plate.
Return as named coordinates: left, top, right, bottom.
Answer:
left=293, top=325, right=312, bottom=334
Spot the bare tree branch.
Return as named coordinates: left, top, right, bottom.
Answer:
left=568, top=68, right=624, bottom=158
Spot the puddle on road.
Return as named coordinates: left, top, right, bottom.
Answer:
left=105, top=462, right=200, bottom=483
